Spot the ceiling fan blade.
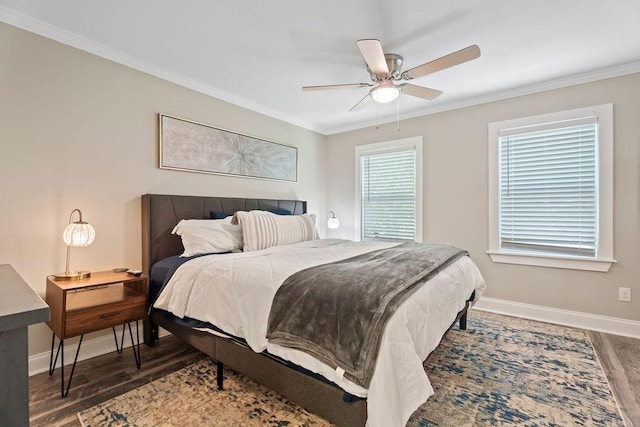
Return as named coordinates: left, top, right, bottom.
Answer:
left=403, top=45, right=480, bottom=79
left=302, top=83, right=372, bottom=91
left=356, top=39, right=389, bottom=75
left=400, top=83, right=443, bottom=100
left=349, top=93, right=372, bottom=112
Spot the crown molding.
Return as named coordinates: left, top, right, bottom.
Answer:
left=324, top=60, right=640, bottom=135
left=3, top=5, right=639, bottom=136
left=0, top=6, right=322, bottom=134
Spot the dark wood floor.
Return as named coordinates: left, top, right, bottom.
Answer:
left=29, top=335, right=206, bottom=427
left=30, top=331, right=639, bottom=427
left=587, top=330, right=640, bottom=427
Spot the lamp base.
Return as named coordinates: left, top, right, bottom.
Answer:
left=53, top=271, right=91, bottom=280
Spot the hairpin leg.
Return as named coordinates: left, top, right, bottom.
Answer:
left=48, top=333, right=62, bottom=376
left=112, top=322, right=141, bottom=368
left=113, top=324, right=126, bottom=354
left=127, top=321, right=141, bottom=369
left=48, top=334, right=84, bottom=397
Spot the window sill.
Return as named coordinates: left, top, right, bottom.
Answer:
left=486, top=251, right=616, bottom=272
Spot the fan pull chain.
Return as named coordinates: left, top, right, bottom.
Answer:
left=396, top=95, right=400, bottom=131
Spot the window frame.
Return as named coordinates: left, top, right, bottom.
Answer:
left=355, top=137, right=423, bottom=243
left=487, top=104, right=615, bottom=272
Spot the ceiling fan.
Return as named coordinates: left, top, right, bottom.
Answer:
left=303, top=39, right=481, bottom=111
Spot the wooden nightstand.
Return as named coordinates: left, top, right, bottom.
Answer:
left=45, top=270, right=148, bottom=396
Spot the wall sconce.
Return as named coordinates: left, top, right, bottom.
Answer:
left=54, top=209, right=96, bottom=280
left=327, top=211, right=340, bottom=230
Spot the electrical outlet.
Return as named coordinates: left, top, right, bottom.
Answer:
left=618, top=287, right=631, bottom=302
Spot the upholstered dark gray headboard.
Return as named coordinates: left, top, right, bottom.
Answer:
left=141, top=194, right=307, bottom=274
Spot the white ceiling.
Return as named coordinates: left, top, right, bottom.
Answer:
left=2, top=0, right=640, bottom=135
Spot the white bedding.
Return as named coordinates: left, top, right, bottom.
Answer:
left=153, top=238, right=486, bottom=426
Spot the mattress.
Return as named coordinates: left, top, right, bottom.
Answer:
left=153, top=238, right=486, bottom=426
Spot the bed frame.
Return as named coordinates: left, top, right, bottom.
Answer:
left=141, top=193, right=472, bottom=426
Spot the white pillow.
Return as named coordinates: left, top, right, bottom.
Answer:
left=171, top=217, right=243, bottom=257
left=232, top=210, right=317, bottom=251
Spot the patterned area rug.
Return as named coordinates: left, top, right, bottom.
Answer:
left=78, top=311, right=624, bottom=426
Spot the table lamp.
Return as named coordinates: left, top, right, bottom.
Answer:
left=54, top=208, right=96, bottom=280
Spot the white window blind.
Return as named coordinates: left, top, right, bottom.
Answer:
left=361, top=148, right=416, bottom=241
left=499, top=117, right=598, bottom=257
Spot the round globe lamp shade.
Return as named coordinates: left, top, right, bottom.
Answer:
left=63, top=222, right=95, bottom=247
left=327, top=211, right=340, bottom=230
left=328, top=217, right=340, bottom=229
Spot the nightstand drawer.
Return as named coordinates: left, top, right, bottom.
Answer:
left=65, top=303, right=145, bottom=337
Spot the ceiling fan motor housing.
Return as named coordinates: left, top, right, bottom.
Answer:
left=368, top=53, right=403, bottom=81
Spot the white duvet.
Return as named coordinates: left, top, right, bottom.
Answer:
left=153, top=238, right=486, bottom=426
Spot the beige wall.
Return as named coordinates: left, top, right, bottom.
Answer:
left=2, top=19, right=638, bottom=361
left=0, top=22, right=329, bottom=356
left=327, top=73, right=640, bottom=322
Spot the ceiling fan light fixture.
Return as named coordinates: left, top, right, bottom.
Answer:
left=370, top=81, right=399, bottom=104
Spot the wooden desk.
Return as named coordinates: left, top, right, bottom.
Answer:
left=0, top=265, right=50, bottom=427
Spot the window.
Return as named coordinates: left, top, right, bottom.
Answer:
left=488, top=104, right=615, bottom=272
left=355, top=137, right=423, bottom=242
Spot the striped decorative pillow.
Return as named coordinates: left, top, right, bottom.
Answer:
left=233, top=210, right=316, bottom=251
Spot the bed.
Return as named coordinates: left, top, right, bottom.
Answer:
left=142, top=193, right=486, bottom=426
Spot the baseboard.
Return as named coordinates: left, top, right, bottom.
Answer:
left=473, top=297, right=640, bottom=339
left=29, top=327, right=170, bottom=377
left=30, top=300, right=638, bottom=376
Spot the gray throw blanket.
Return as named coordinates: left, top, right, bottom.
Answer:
left=266, top=242, right=467, bottom=388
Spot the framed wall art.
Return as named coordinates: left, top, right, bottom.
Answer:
left=159, top=114, right=297, bottom=182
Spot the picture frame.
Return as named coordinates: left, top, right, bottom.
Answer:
left=159, top=114, right=298, bottom=182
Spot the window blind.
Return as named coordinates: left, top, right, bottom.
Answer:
left=499, top=118, right=597, bottom=257
left=361, top=149, right=416, bottom=241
